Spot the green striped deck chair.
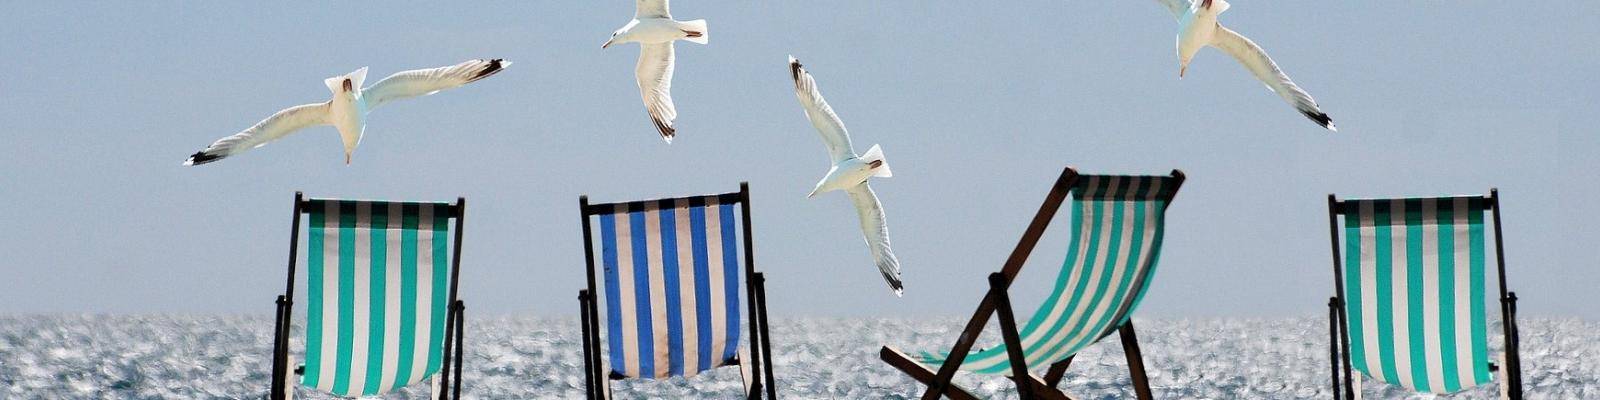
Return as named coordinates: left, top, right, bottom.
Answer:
left=881, top=167, right=1185, bottom=400
left=1325, top=191, right=1523, bottom=400
left=268, top=193, right=469, bottom=400
left=575, top=183, right=778, bottom=400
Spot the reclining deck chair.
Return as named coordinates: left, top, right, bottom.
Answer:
left=575, top=183, right=778, bottom=399
left=268, top=192, right=469, bottom=400
left=881, top=167, right=1185, bottom=400
left=1324, top=191, right=1524, bottom=399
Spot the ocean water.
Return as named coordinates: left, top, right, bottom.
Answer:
left=1, top=315, right=1594, bottom=399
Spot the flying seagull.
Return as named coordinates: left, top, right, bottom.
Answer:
left=1157, top=0, right=1337, bottom=131
left=184, top=59, right=510, bottom=166
left=789, top=56, right=904, bottom=296
left=602, top=0, right=708, bottom=143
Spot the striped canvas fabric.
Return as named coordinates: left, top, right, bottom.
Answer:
left=918, top=175, right=1178, bottom=375
left=598, top=197, right=743, bottom=379
left=300, top=200, right=454, bottom=397
left=1341, top=197, right=1493, bottom=393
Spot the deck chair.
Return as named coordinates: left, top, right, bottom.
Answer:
left=268, top=192, right=469, bottom=400
left=575, top=183, right=778, bottom=399
left=881, top=167, right=1185, bottom=400
left=1324, top=192, right=1523, bottom=399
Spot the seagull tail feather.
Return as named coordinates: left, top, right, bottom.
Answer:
left=861, top=144, right=892, bottom=178
left=678, top=20, right=708, bottom=44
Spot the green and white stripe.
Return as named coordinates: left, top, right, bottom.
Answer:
left=918, top=175, right=1177, bottom=375
left=302, top=200, right=452, bottom=397
left=1343, top=197, right=1492, bottom=393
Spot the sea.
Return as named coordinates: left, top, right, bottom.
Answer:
left=2, top=316, right=1594, bottom=399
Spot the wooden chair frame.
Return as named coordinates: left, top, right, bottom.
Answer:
left=880, top=166, right=1185, bottom=400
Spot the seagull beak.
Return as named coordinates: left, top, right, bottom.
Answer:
left=807, top=188, right=819, bottom=198
left=602, top=39, right=614, bottom=49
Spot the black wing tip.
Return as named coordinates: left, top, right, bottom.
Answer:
left=789, top=57, right=803, bottom=82
left=652, top=116, right=676, bottom=143
left=185, top=151, right=222, bottom=166
left=1300, top=109, right=1336, bottom=132
left=470, top=59, right=508, bottom=82
left=884, top=272, right=905, bottom=297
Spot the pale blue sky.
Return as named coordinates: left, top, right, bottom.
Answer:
left=0, top=2, right=1595, bottom=318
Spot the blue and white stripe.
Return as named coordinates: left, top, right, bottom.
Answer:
left=600, top=198, right=743, bottom=379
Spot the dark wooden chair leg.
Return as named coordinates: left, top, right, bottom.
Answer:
left=270, top=295, right=290, bottom=400
left=989, top=273, right=1035, bottom=399
left=1504, top=292, right=1523, bottom=400
left=1328, top=297, right=1343, bottom=400
left=755, top=273, right=777, bottom=399
left=452, top=301, right=466, bottom=400
left=579, top=291, right=596, bottom=400
left=879, top=347, right=983, bottom=400
left=1044, top=356, right=1073, bottom=388
left=1119, top=322, right=1154, bottom=400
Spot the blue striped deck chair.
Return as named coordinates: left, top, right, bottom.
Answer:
left=575, top=183, right=777, bottom=400
left=1324, top=191, right=1523, bottom=400
left=268, top=192, right=469, bottom=400
left=881, top=167, right=1185, bottom=400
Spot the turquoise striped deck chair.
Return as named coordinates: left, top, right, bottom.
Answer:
left=268, top=193, right=468, bottom=400
left=575, top=183, right=777, bottom=400
left=1325, top=192, right=1523, bottom=399
left=881, top=167, right=1185, bottom=400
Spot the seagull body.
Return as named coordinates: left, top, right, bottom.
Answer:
left=790, top=56, right=904, bottom=296
left=184, top=59, right=509, bottom=166
left=1158, top=0, right=1337, bottom=131
left=603, top=0, right=708, bottom=143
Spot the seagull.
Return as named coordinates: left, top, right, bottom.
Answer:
left=789, top=56, right=904, bottom=296
left=1156, top=0, right=1337, bottom=131
left=184, top=59, right=510, bottom=166
left=602, top=0, right=708, bottom=143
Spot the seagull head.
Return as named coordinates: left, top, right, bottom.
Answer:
left=603, top=29, right=625, bottom=49
left=807, top=181, right=826, bottom=198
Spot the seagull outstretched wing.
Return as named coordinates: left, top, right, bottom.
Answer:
left=637, top=43, right=679, bottom=142
left=1210, top=26, right=1336, bottom=131
left=790, top=56, right=856, bottom=163
left=362, top=59, right=509, bottom=110
left=185, top=102, right=330, bottom=166
left=846, top=184, right=903, bottom=296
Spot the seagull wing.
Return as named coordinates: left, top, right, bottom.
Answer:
left=636, top=0, right=670, bottom=19
left=846, top=184, right=904, bottom=296
left=361, top=59, right=510, bottom=110
left=185, top=102, right=330, bottom=166
left=637, top=43, right=678, bottom=142
left=789, top=57, right=856, bottom=163
left=1154, top=0, right=1194, bottom=19
left=1210, top=25, right=1337, bottom=131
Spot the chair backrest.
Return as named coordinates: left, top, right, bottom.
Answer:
left=930, top=173, right=1182, bottom=374
left=299, top=199, right=461, bottom=397
left=586, top=193, right=750, bottom=379
left=1335, top=196, right=1494, bottom=393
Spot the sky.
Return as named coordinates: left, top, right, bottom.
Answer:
left=0, top=1, right=1595, bottom=319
